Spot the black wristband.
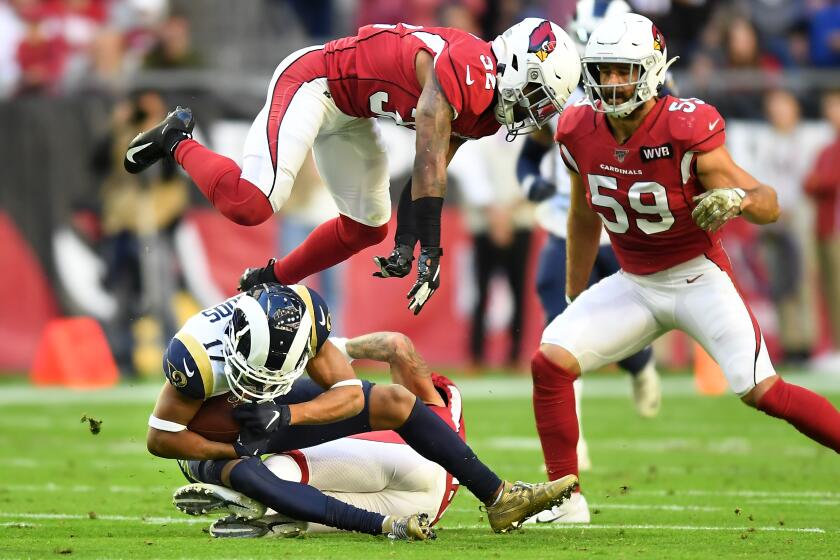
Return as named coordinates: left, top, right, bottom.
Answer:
left=394, top=178, right=418, bottom=248
left=412, top=196, right=444, bottom=248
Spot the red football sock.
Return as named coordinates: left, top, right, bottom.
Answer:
left=756, top=378, right=840, bottom=453
left=531, top=351, right=580, bottom=480
left=174, top=139, right=273, bottom=226
left=273, top=215, right=387, bottom=284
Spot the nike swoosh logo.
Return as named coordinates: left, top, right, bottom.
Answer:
left=708, top=119, right=720, bottom=131
left=182, top=359, right=195, bottom=377
left=317, top=307, right=326, bottom=326
left=265, top=410, right=281, bottom=430
left=465, top=66, right=474, bottom=86
left=126, top=142, right=153, bottom=163
left=686, top=274, right=703, bottom=284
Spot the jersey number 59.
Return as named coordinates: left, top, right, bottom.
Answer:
left=588, top=174, right=675, bottom=235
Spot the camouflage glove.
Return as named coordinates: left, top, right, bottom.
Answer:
left=691, top=188, right=745, bottom=232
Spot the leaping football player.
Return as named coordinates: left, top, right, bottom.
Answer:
left=173, top=331, right=468, bottom=538
left=529, top=13, right=840, bottom=523
left=146, top=283, right=578, bottom=540
left=125, top=20, right=581, bottom=315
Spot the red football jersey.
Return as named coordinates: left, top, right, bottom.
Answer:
left=555, top=95, right=728, bottom=274
left=324, top=23, right=500, bottom=139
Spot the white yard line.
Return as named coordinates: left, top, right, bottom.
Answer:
left=0, top=512, right=206, bottom=525
left=1, top=373, right=838, bottom=405
left=451, top=523, right=827, bottom=533
left=0, top=512, right=828, bottom=533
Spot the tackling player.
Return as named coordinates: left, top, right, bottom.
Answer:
left=174, top=331, right=468, bottom=538
left=146, top=283, right=577, bottom=540
left=530, top=13, right=840, bottom=523
left=124, top=20, right=581, bottom=315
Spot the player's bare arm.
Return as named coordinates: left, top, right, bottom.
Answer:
left=345, top=332, right=444, bottom=406
left=565, top=170, right=603, bottom=300
left=412, top=50, right=455, bottom=201
left=693, top=146, right=780, bottom=232
left=290, top=340, right=365, bottom=425
left=147, top=383, right=238, bottom=460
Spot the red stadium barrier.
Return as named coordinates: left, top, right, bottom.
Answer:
left=0, top=212, right=59, bottom=372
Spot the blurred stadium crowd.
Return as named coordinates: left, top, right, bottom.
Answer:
left=3, top=0, right=840, bottom=378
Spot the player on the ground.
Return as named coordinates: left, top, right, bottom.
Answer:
left=529, top=12, right=840, bottom=524
left=146, top=283, right=577, bottom=540
left=516, top=2, right=661, bottom=507
left=125, top=20, right=580, bottom=315
left=174, top=331, right=468, bottom=538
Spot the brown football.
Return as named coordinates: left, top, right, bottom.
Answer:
left=187, top=394, right=239, bottom=443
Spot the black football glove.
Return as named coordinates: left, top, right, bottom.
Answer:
left=232, top=428, right=271, bottom=457
left=232, top=401, right=291, bottom=434
left=407, top=247, right=442, bottom=315
left=238, top=258, right=278, bottom=292
left=373, top=243, right=415, bottom=278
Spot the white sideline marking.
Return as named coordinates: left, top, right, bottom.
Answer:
left=635, top=489, right=840, bottom=499
left=0, top=483, right=170, bottom=494
left=0, top=512, right=206, bottom=525
left=453, top=523, right=827, bottom=534
left=0, top=512, right=828, bottom=533
left=452, top=503, right=722, bottom=513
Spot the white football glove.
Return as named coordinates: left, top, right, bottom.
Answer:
left=691, top=188, right=745, bottom=232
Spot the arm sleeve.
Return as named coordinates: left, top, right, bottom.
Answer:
left=162, top=332, right=214, bottom=400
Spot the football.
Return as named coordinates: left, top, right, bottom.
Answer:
left=187, top=394, right=240, bottom=443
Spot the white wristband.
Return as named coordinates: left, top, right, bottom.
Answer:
left=331, top=379, right=363, bottom=389
left=148, top=414, right=187, bottom=433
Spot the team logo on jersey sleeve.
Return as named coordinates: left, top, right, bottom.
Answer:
left=614, top=148, right=629, bottom=163
left=528, top=21, right=556, bottom=62
left=166, top=359, right=189, bottom=388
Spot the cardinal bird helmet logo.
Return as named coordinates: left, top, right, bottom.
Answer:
left=528, top=20, right=557, bottom=62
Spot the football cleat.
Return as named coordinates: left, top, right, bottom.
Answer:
left=124, top=106, right=194, bottom=174
left=632, top=361, right=662, bottom=418
left=173, top=483, right=266, bottom=520
left=484, top=475, right=578, bottom=533
left=209, top=513, right=306, bottom=538
left=382, top=513, right=436, bottom=541
left=523, top=492, right=591, bottom=524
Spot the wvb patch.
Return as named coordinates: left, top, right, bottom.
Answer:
left=641, top=143, right=674, bottom=162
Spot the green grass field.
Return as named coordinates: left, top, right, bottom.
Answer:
left=1, top=373, right=838, bottom=559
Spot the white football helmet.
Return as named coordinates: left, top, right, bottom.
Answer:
left=581, top=13, right=678, bottom=118
left=568, top=0, right=632, bottom=52
left=222, top=284, right=313, bottom=402
left=492, top=18, right=581, bottom=138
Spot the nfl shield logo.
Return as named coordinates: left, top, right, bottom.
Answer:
left=614, top=149, right=629, bottom=163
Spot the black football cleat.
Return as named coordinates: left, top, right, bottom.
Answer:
left=124, top=106, right=194, bottom=174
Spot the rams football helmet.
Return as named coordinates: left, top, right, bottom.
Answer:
left=222, top=284, right=313, bottom=401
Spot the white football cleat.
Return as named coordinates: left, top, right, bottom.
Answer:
left=523, top=492, right=591, bottom=524
left=632, top=360, right=661, bottom=418
left=173, top=483, right=266, bottom=520
left=209, top=513, right=307, bottom=538
left=577, top=435, right=592, bottom=472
